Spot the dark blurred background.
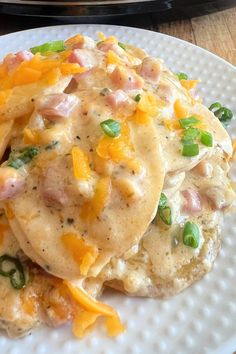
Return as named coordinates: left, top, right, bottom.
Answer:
left=0, top=0, right=236, bottom=27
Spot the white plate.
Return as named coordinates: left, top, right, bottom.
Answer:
left=0, top=24, right=236, bottom=354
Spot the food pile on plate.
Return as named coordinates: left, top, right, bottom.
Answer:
left=0, top=32, right=234, bottom=338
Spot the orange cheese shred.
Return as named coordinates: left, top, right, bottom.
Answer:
left=64, top=280, right=115, bottom=316
left=60, top=63, right=87, bottom=76
left=106, top=50, right=122, bottom=66
left=0, top=89, right=12, bottom=106
left=23, top=128, right=40, bottom=145
left=61, top=233, right=98, bottom=276
left=96, top=123, right=133, bottom=163
left=174, top=99, right=189, bottom=119
left=65, top=34, right=84, bottom=46
left=163, top=118, right=181, bottom=131
left=13, top=67, right=42, bottom=86
left=80, top=177, right=110, bottom=221
left=64, top=281, right=125, bottom=338
left=129, top=108, right=150, bottom=124
left=0, top=223, right=9, bottom=246
left=72, top=310, right=100, bottom=338
left=180, top=79, right=200, bottom=90
left=98, top=31, right=106, bottom=41
left=137, top=92, right=159, bottom=116
left=42, top=68, right=61, bottom=86
left=72, top=146, right=91, bottom=180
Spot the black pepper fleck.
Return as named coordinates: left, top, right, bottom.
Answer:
left=67, top=218, right=74, bottom=225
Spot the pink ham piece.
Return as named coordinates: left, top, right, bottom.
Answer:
left=68, top=49, right=97, bottom=68
left=0, top=167, right=25, bottom=201
left=182, top=189, right=202, bottom=214
left=36, top=93, right=78, bottom=121
left=138, top=57, right=162, bottom=84
left=106, top=89, right=129, bottom=110
left=42, top=166, right=69, bottom=207
left=111, top=66, right=143, bottom=91
left=3, top=50, right=33, bottom=72
left=157, top=84, right=174, bottom=104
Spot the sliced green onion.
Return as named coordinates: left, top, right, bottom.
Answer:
left=158, top=206, right=172, bottom=226
left=155, top=193, right=172, bottom=226
left=209, top=102, right=233, bottom=125
left=158, top=192, right=167, bottom=209
left=176, top=72, right=188, bottom=80
left=100, top=119, right=121, bottom=138
left=100, top=88, right=111, bottom=96
left=179, top=116, right=200, bottom=129
left=8, top=146, right=39, bottom=169
left=213, top=107, right=233, bottom=123
left=200, top=131, right=213, bottom=147
left=183, top=221, right=200, bottom=248
left=30, top=40, right=65, bottom=54
left=182, top=143, right=199, bottom=157
left=209, top=102, right=221, bottom=112
left=181, top=127, right=200, bottom=144
left=0, top=254, right=26, bottom=289
left=118, top=42, right=126, bottom=50
left=134, top=94, right=141, bottom=102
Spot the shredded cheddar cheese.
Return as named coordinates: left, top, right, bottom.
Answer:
left=13, top=67, right=42, bottom=86
left=180, top=79, right=200, bottom=90
left=174, top=99, right=189, bottom=119
left=96, top=123, right=133, bottom=162
left=106, top=50, right=122, bottom=66
left=60, top=63, right=87, bottom=76
left=98, top=32, right=106, bottom=41
left=0, top=89, right=12, bottom=106
left=72, top=146, right=91, bottom=180
left=80, top=177, right=110, bottom=221
left=23, top=128, right=40, bottom=145
left=137, top=92, right=158, bottom=116
left=65, top=34, right=84, bottom=46
left=64, top=280, right=115, bottom=316
left=163, top=118, right=182, bottom=131
left=0, top=223, right=8, bottom=246
left=64, top=281, right=125, bottom=338
left=129, top=108, right=150, bottom=124
left=61, top=233, right=98, bottom=276
left=72, top=310, right=100, bottom=338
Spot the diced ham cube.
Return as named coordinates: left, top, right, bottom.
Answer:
left=182, top=189, right=202, bottom=214
left=3, top=50, right=33, bottom=72
left=106, top=90, right=129, bottom=110
left=68, top=49, right=97, bottom=68
left=157, top=84, right=175, bottom=104
left=0, top=167, right=25, bottom=201
left=42, top=166, right=69, bottom=207
left=36, top=93, right=78, bottom=121
left=16, top=50, right=34, bottom=62
left=111, top=66, right=143, bottom=91
left=138, top=57, right=162, bottom=84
